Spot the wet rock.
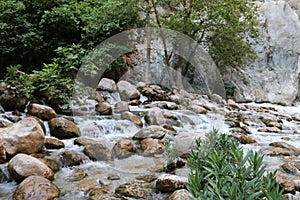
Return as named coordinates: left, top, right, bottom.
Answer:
left=162, top=124, right=176, bottom=132
left=13, top=176, right=59, bottom=200
left=280, top=162, right=300, bottom=175
left=8, top=153, right=54, bottom=182
left=261, top=147, right=291, bottom=156
left=135, top=174, right=157, bottom=182
left=257, top=127, right=281, bottom=133
left=260, top=115, right=282, bottom=129
left=0, top=120, right=11, bottom=128
left=121, top=111, right=142, bottom=126
left=117, top=81, right=141, bottom=101
left=276, top=172, right=296, bottom=194
left=167, top=189, right=191, bottom=200
left=49, top=117, right=80, bottom=139
left=115, top=181, right=152, bottom=199
left=145, top=107, right=165, bottom=125
left=95, top=102, right=112, bottom=115
left=114, top=101, right=129, bottom=113
left=76, top=178, right=99, bottom=192
left=269, top=142, right=300, bottom=155
left=4, top=114, right=21, bottom=123
left=210, top=93, right=224, bottom=105
left=0, top=117, right=44, bottom=155
left=27, top=103, right=57, bottom=121
left=156, top=174, right=188, bottom=193
left=174, top=132, right=206, bottom=157
left=231, top=134, right=257, bottom=144
left=39, top=157, right=62, bottom=173
left=44, top=137, right=65, bottom=149
left=187, top=105, right=207, bottom=114
left=89, top=185, right=113, bottom=197
left=84, top=142, right=113, bottom=161
left=74, top=137, right=98, bottom=146
left=112, top=139, right=134, bottom=159
left=98, top=78, right=117, bottom=92
left=140, top=138, right=164, bottom=154
left=107, top=174, right=120, bottom=180
left=163, top=112, right=177, bottom=120
left=0, top=95, right=27, bottom=111
left=133, top=125, right=167, bottom=140
left=60, top=150, right=88, bottom=167
left=67, top=168, right=87, bottom=182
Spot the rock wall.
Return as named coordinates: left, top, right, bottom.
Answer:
left=224, top=0, right=300, bottom=105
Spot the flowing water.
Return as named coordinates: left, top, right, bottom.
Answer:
left=1, top=98, right=300, bottom=199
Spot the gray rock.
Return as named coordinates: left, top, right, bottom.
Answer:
left=224, top=1, right=300, bottom=105
left=145, top=107, right=165, bottom=125
left=98, top=78, right=117, bottom=92
left=117, top=80, right=140, bottom=100
left=174, top=132, right=206, bottom=157
left=114, top=101, right=129, bottom=113
left=8, top=154, right=54, bottom=182
left=13, top=176, right=59, bottom=200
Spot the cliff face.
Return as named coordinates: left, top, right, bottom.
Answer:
left=224, top=0, right=300, bottom=105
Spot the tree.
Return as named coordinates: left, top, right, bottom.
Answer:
left=156, top=0, right=260, bottom=69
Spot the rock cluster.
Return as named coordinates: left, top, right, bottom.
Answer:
left=0, top=77, right=300, bottom=199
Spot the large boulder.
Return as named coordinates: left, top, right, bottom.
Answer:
left=112, top=139, right=134, bottom=159
left=117, top=80, right=141, bottom=101
left=13, top=176, right=59, bottom=200
left=83, top=141, right=113, bottom=161
left=8, top=154, right=54, bottom=182
left=0, top=95, right=27, bottom=111
left=121, top=111, right=143, bottom=126
left=145, top=107, right=165, bottom=125
left=114, top=101, right=129, bottom=113
left=49, top=117, right=80, bottom=139
left=174, top=131, right=206, bottom=157
left=0, top=117, right=45, bottom=156
left=140, top=138, right=164, bottom=155
left=223, top=1, right=300, bottom=105
left=95, top=102, right=112, bottom=115
left=27, top=103, right=57, bottom=121
left=98, top=78, right=117, bottom=92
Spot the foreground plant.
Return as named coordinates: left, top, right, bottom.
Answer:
left=187, top=129, right=283, bottom=200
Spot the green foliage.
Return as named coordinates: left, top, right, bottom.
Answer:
left=5, top=64, right=73, bottom=109
left=163, top=140, right=177, bottom=165
left=156, top=0, right=261, bottom=69
left=187, top=129, right=283, bottom=199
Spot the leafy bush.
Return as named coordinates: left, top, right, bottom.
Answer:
left=187, top=129, right=283, bottom=200
left=5, top=64, right=73, bottom=110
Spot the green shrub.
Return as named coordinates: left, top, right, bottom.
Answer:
left=187, top=129, right=283, bottom=200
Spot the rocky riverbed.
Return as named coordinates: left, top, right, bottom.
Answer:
left=1, top=78, right=300, bottom=199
